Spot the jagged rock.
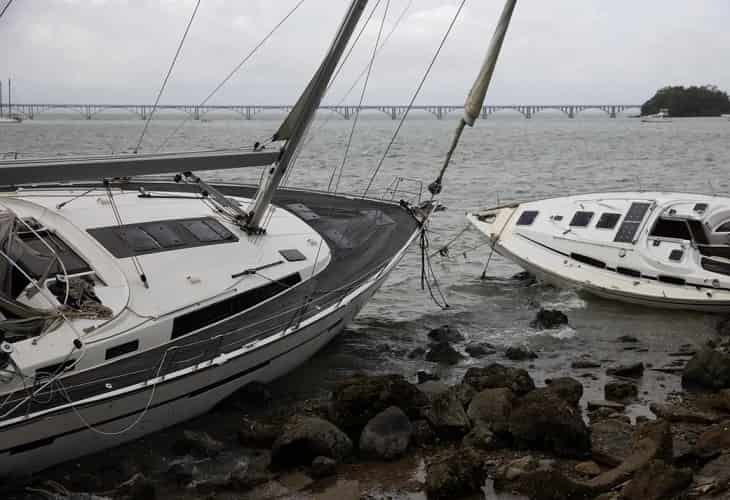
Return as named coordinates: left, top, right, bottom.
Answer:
left=411, top=419, right=436, bottom=447
left=617, top=335, right=639, bottom=343
left=505, top=345, right=538, bottom=361
left=571, top=359, right=601, bottom=369
left=546, top=377, right=583, bottom=407
left=591, top=418, right=634, bottom=467
left=271, top=416, right=353, bottom=467
left=425, top=446, right=487, bottom=500
left=462, top=363, right=535, bottom=395
left=417, top=370, right=439, bottom=383
left=682, top=346, right=730, bottom=390
left=425, top=389, right=471, bottom=438
left=530, top=309, right=568, bottom=329
left=606, top=362, right=644, bottom=378
left=604, top=380, right=638, bottom=402
left=310, top=456, right=337, bottom=478
left=359, top=406, right=412, bottom=460
left=466, top=387, right=514, bottom=434
left=172, top=430, right=225, bottom=457
left=408, top=346, right=426, bottom=359
left=329, top=374, right=428, bottom=436
left=587, top=400, right=626, bottom=413
left=238, top=416, right=281, bottom=447
left=428, top=325, right=465, bottom=343
left=574, top=461, right=602, bottom=477
left=650, top=402, right=720, bottom=424
left=509, top=388, right=591, bottom=458
left=621, top=459, right=693, bottom=500
left=465, top=343, right=496, bottom=358
left=426, top=341, right=464, bottom=365
left=462, top=423, right=499, bottom=450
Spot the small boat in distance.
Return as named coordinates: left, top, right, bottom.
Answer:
left=641, top=108, right=671, bottom=123
left=468, top=192, right=730, bottom=312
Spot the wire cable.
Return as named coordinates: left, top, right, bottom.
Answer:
left=0, top=0, right=14, bottom=19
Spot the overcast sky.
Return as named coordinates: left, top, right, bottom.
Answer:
left=1, top=0, right=729, bottom=105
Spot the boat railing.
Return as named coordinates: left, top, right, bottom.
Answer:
left=384, top=176, right=423, bottom=205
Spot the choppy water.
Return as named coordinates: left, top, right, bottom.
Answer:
left=2, top=114, right=729, bottom=493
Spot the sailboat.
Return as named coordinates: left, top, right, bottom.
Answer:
left=0, top=80, right=22, bottom=124
left=641, top=107, right=671, bottom=123
left=0, top=0, right=517, bottom=474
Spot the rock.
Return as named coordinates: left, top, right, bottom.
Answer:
left=271, top=416, right=353, bottom=467
left=466, top=387, right=514, bottom=434
left=427, top=325, right=465, bottom=343
left=116, top=473, right=157, bottom=500
left=512, top=270, right=536, bottom=282
left=408, top=346, right=426, bottom=359
left=452, top=382, right=477, bottom=408
left=238, top=416, right=281, bottom=447
left=650, top=402, right=720, bottom=424
left=703, top=388, right=730, bottom=412
left=505, top=345, right=538, bottom=361
left=329, top=374, right=429, bottom=436
left=621, top=459, right=693, bottom=500
left=462, top=363, right=535, bottom=395
left=617, top=335, right=639, bottom=343
left=172, top=430, right=224, bottom=457
left=494, top=457, right=592, bottom=500
left=425, top=446, right=486, bottom=500
left=465, top=343, right=496, bottom=358
left=425, top=341, right=464, bottom=365
left=717, top=316, right=730, bottom=336
left=425, top=389, right=471, bottom=438
left=411, top=419, right=436, bottom=447
left=417, top=380, right=450, bottom=398
left=417, top=370, right=439, bottom=383
left=530, top=308, right=568, bottom=329
left=509, top=388, right=591, bottom=458
left=462, top=423, right=499, bottom=450
left=574, top=461, right=602, bottom=477
left=587, top=400, right=626, bottom=412
left=546, top=377, right=583, bottom=407
left=696, top=453, right=730, bottom=493
left=686, top=421, right=730, bottom=461
left=571, top=359, right=601, bottom=369
left=167, top=462, right=197, bottom=485
left=591, top=418, right=634, bottom=467
left=604, top=380, right=638, bottom=402
left=359, top=406, right=412, bottom=460
left=311, top=456, right=337, bottom=478
left=682, top=346, right=730, bottom=390
left=606, top=362, right=644, bottom=378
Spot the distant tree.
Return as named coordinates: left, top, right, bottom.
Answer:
left=642, top=85, right=730, bottom=117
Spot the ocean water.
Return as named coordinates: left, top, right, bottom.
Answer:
left=2, top=114, right=729, bottom=493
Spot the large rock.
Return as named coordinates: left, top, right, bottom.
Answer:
left=590, top=418, right=634, bottom=467
left=359, top=406, right=412, bottom=460
left=505, top=345, right=538, bottom=361
left=466, top=387, right=514, bottom=434
left=621, top=460, right=692, bottom=500
left=682, top=346, right=730, bottom=390
left=509, top=388, right=590, bottom=458
left=271, top=416, right=353, bottom=467
left=329, top=374, right=428, bottom=436
left=604, top=380, right=638, bottom=402
left=686, top=420, right=730, bottom=461
left=427, top=325, right=464, bottom=343
left=425, top=389, right=471, bottom=438
left=546, top=377, right=583, bottom=407
left=426, top=341, right=464, bottom=365
left=462, top=363, right=535, bottom=395
left=462, top=423, right=499, bottom=450
left=649, top=402, right=719, bottom=424
left=425, top=446, right=486, bottom=500
left=530, top=308, right=569, bottom=329
left=465, top=343, right=496, bottom=358
left=606, top=362, right=644, bottom=378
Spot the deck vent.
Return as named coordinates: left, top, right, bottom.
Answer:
left=550, top=215, right=563, bottom=221
left=669, top=249, right=684, bottom=262
left=596, top=213, right=621, bottom=229
left=569, top=211, right=594, bottom=227
left=516, top=210, right=539, bottom=226
left=570, top=252, right=606, bottom=269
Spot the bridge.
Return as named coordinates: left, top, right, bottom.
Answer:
left=7, top=103, right=642, bottom=121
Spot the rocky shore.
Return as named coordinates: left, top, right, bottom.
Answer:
left=8, top=312, right=730, bottom=500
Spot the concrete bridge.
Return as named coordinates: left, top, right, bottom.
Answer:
left=8, top=103, right=642, bottom=120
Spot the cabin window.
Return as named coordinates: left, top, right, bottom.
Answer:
left=516, top=210, right=538, bottom=226
left=105, top=340, right=139, bottom=360
left=687, top=220, right=709, bottom=244
left=658, top=275, right=686, bottom=286
left=617, top=267, right=641, bottom=278
left=715, top=221, right=730, bottom=233
left=703, top=257, right=730, bottom=276
left=569, top=211, right=594, bottom=227
left=596, top=213, right=621, bottom=229
left=649, top=218, right=691, bottom=240
left=570, top=252, right=606, bottom=269
left=669, top=249, right=684, bottom=262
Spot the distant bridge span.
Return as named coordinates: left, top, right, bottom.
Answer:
left=9, top=103, right=642, bottom=120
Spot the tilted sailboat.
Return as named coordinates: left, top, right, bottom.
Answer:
left=0, top=0, right=517, bottom=474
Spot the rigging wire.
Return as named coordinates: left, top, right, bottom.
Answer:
left=133, top=0, right=202, bottom=153
left=155, top=0, right=306, bottom=153
left=362, top=0, right=467, bottom=198
left=328, top=0, right=390, bottom=194
left=0, top=0, right=14, bottom=19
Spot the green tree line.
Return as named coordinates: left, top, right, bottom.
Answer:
left=642, top=85, right=730, bottom=117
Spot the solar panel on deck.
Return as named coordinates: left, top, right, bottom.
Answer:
left=624, top=202, right=651, bottom=222
left=596, top=213, right=621, bottom=229
left=614, top=202, right=652, bottom=243
left=516, top=210, right=538, bottom=226
left=570, top=211, right=594, bottom=227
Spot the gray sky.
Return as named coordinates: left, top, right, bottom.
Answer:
left=1, top=0, right=729, bottom=105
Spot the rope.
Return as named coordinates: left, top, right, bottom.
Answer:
left=328, top=0, right=390, bottom=194
left=419, top=229, right=449, bottom=309
left=155, top=0, right=306, bottom=152
left=362, top=0, right=467, bottom=198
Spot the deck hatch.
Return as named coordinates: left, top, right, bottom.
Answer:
left=596, top=213, right=621, bottom=229
left=669, top=249, right=684, bottom=262
left=569, top=211, right=594, bottom=227
left=279, top=249, right=306, bottom=262
left=516, top=210, right=538, bottom=226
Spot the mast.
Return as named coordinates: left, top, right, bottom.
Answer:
left=7, top=79, right=10, bottom=117
left=0, top=80, right=3, bottom=118
left=245, top=0, right=369, bottom=233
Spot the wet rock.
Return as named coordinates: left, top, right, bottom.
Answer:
left=427, top=325, right=464, bottom=343
left=425, top=389, right=471, bottom=438
left=571, top=359, right=601, bottom=369
left=417, top=370, right=439, bottom=383
left=407, top=346, right=426, bottom=359
left=574, top=461, right=602, bottom=477
left=271, top=416, right=353, bottom=467
left=505, top=345, right=538, bottom=361
left=512, top=270, right=536, bottom=282
left=172, top=430, right=224, bottom=457
left=591, top=418, right=634, bottom=467
left=604, top=380, right=638, bottom=402
left=425, top=341, right=464, bottom=365
left=617, top=335, right=639, bottom=343
left=650, top=402, right=719, bottom=424
left=587, top=400, right=626, bottom=413
left=530, top=308, right=568, bottom=329
left=411, top=419, right=436, bottom=447
left=606, top=362, right=644, bottom=378
left=509, top=388, right=591, bottom=458
left=462, top=363, right=535, bottom=395
left=329, top=374, right=428, bottom=436
left=465, top=343, right=496, bottom=358
left=462, top=423, right=499, bottom=450
left=238, top=416, right=281, bottom=448
left=621, top=459, right=693, bottom=500
left=466, top=387, right=514, bottom=434
left=359, top=406, right=412, bottom=460
left=682, top=346, right=730, bottom=390
left=425, top=446, right=486, bottom=500
left=546, top=377, right=583, bottom=407
left=311, top=456, right=337, bottom=478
